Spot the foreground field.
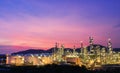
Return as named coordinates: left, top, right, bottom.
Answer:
left=0, top=64, right=120, bottom=73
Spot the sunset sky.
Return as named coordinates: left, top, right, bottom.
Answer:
left=0, top=0, right=120, bottom=54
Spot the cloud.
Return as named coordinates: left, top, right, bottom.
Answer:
left=0, top=13, right=112, bottom=48
left=114, top=24, right=120, bottom=28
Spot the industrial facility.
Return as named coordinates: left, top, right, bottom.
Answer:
left=5, top=37, right=120, bottom=69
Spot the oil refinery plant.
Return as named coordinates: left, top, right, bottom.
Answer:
left=5, top=37, right=120, bottom=69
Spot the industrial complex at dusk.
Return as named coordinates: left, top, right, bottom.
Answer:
left=2, top=37, right=119, bottom=70
left=0, top=0, right=120, bottom=73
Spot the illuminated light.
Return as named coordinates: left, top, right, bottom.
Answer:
left=42, top=60, right=45, bottom=62
left=89, top=60, right=94, bottom=65
left=11, top=60, right=15, bottom=63
left=38, top=56, right=41, bottom=59
left=31, top=54, right=34, bottom=57
left=22, top=58, right=24, bottom=61
left=18, top=55, right=21, bottom=58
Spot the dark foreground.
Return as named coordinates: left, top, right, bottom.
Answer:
left=0, top=64, right=120, bottom=73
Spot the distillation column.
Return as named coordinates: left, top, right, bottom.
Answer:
left=89, top=37, right=94, bottom=53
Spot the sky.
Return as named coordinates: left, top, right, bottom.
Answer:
left=0, top=0, right=120, bottom=54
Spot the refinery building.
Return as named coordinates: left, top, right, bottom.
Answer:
left=5, top=37, right=120, bottom=69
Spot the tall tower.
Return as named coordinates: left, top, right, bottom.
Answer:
left=61, top=44, right=64, bottom=55
left=83, top=47, right=87, bottom=58
left=57, top=44, right=64, bottom=62
left=54, top=42, right=58, bottom=54
left=73, top=45, right=76, bottom=55
left=81, top=41, right=83, bottom=48
left=89, top=36, right=94, bottom=53
left=53, top=42, right=58, bottom=61
left=107, top=38, right=112, bottom=54
left=80, top=41, right=84, bottom=55
left=6, top=54, right=9, bottom=65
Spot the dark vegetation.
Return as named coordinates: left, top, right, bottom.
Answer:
left=0, top=64, right=120, bottom=73
left=12, top=46, right=120, bottom=55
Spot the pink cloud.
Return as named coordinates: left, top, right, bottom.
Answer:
left=0, top=14, right=119, bottom=52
